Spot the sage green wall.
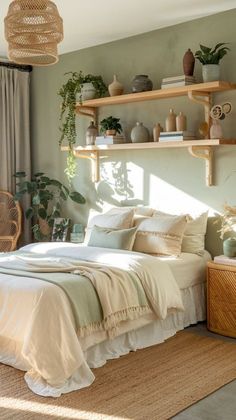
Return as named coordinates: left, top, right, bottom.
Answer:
left=31, top=9, right=236, bottom=256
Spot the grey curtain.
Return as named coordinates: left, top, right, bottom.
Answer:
left=0, top=64, right=32, bottom=244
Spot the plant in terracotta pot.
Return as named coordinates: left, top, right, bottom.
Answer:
left=14, top=171, right=86, bottom=241
left=100, top=116, right=122, bottom=136
left=58, top=71, right=107, bottom=180
left=195, top=43, right=230, bottom=83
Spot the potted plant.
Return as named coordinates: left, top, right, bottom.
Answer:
left=218, top=203, right=236, bottom=257
left=14, top=171, right=86, bottom=241
left=58, top=71, right=107, bottom=180
left=195, top=43, right=230, bottom=82
left=100, top=116, right=122, bottom=136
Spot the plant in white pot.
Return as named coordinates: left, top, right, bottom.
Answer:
left=195, top=43, right=230, bottom=83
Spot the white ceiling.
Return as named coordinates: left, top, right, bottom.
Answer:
left=1, top=0, right=236, bottom=58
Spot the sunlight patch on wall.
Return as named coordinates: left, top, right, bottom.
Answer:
left=149, top=175, right=217, bottom=216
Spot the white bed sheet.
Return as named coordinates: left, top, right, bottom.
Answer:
left=0, top=244, right=211, bottom=397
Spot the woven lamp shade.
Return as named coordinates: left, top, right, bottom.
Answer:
left=4, top=0, right=63, bottom=66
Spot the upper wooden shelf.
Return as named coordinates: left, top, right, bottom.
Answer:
left=61, top=139, right=236, bottom=153
left=76, top=81, right=236, bottom=110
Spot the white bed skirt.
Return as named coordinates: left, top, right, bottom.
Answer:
left=24, top=282, right=206, bottom=397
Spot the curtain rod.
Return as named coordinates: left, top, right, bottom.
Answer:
left=0, top=59, right=32, bottom=72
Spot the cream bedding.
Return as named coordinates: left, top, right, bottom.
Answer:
left=0, top=243, right=209, bottom=397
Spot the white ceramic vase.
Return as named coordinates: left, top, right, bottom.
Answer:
left=80, top=82, right=96, bottom=101
left=210, top=119, right=223, bottom=139
left=202, top=64, right=220, bottom=83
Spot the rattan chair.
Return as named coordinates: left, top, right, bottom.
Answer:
left=0, top=191, right=22, bottom=252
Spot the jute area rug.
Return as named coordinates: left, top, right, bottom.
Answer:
left=0, top=331, right=235, bottom=420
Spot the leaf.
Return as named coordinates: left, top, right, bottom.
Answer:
left=50, top=179, right=63, bottom=188
left=69, top=191, right=86, bottom=204
left=13, top=171, right=26, bottom=178
left=32, top=194, right=41, bottom=205
left=200, top=44, right=211, bottom=54
left=25, top=207, right=34, bottom=219
left=38, top=208, right=47, bottom=220
left=211, top=42, right=229, bottom=54
left=34, top=172, right=45, bottom=177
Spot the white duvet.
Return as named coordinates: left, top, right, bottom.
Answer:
left=0, top=243, right=184, bottom=397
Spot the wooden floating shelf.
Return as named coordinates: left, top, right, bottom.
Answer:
left=61, top=139, right=236, bottom=153
left=76, top=81, right=236, bottom=110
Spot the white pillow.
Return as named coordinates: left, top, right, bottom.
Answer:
left=85, top=208, right=134, bottom=243
left=133, top=215, right=187, bottom=256
left=153, top=210, right=208, bottom=256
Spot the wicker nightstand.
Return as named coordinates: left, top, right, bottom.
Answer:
left=207, top=261, right=236, bottom=338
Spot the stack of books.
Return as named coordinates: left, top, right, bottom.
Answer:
left=161, top=75, right=196, bottom=89
left=159, top=131, right=196, bottom=142
left=95, top=135, right=125, bottom=145
left=214, top=255, right=236, bottom=266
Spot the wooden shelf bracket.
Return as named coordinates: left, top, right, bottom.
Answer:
left=188, top=146, right=213, bottom=186
left=76, top=106, right=98, bottom=126
left=74, top=149, right=100, bottom=182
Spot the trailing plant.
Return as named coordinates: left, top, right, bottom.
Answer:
left=195, top=43, right=230, bottom=65
left=100, top=116, right=122, bottom=134
left=58, top=71, right=107, bottom=180
left=14, top=171, right=86, bottom=241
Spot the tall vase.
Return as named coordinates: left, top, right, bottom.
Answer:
left=153, top=123, right=163, bottom=142
left=176, top=112, right=187, bottom=131
left=108, top=75, right=124, bottom=96
left=183, top=48, right=195, bottom=76
left=210, top=119, right=223, bottom=139
left=165, top=109, right=176, bottom=132
left=86, top=121, right=98, bottom=145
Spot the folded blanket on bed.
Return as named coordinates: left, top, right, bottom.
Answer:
left=0, top=250, right=184, bottom=338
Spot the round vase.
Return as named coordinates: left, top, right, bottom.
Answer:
left=80, top=82, right=96, bottom=101
left=183, top=48, right=195, bottom=76
left=223, top=237, right=236, bottom=258
left=210, top=119, right=223, bottom=139
left=131, top=75, right=153, bottom=93
left=165, top=109, right=176, bottom=132
left=108, top=75, right=124, bottom=96
left=176, top=112, right=187, bottom=131
left=86, top=121, right=98, bottom=145
left=131, top=122, right=149, bottom=143
left=202, top=64, right=220, bottom=83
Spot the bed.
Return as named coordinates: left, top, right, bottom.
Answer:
left=0, top=242, right=211, bottom=397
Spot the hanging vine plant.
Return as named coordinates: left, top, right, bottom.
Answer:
left=58, top=71, right=107, bottom=181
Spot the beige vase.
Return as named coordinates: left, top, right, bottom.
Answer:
left=165, top=109, right=176, bottom=132
left=153, top=123, right=163, bottom=142
left=176, top=112, right=187, bottom=131
left=108, top=75, right=124, bottom=96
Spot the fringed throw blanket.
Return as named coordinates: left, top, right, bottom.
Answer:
left=0, top=250, right=184, bottom=338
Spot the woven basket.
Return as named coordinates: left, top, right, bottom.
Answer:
left=4, top=0, right=63, bottom=66
left=0, top=191, right=22, bottom=252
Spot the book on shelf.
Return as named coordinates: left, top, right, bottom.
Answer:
left=95, top=135, right=125, bottom=145
left=162, top=75, right=196, bottom=83
left=214, top=255, right=236, bottom=266
left=160, top=131, right=194, bottom=137
left=159, top=136, right=196, bottom=142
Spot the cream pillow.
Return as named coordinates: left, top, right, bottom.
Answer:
left=153, top=210, right=208, bottom=256
left=133, top=215, right=187, bottom=256
left=85, top=208, right=134, bottom=243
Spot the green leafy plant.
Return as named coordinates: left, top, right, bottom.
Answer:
left=100, top=116, right=122, bottom=134
left=58, top=71, right=107, bottom=180
left=195, top=43, right=230, bottom=65
left=14, top=171, right=86, bottom=241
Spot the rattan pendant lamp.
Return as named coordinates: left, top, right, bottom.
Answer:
left=4, top=0, right=63, bottom=66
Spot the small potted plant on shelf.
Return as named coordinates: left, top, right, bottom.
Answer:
left=14, top=171, right=86, bottom=241
left=195, top=43, right=230, bottom=83
left=100, top=116, right=122, bottom=136
left=58, top=71, right=107, bottom=180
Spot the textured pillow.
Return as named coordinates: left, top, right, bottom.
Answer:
left=85, top=208, right=134, bottom=243
left=153, top=210, right=208, bottom=256
left=133, top=215, right=187, bottom=256
left=88, top=225, right=137, bottom=250
left=181, top=211, right=208, bottom=256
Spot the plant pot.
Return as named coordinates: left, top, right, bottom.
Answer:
left=80, top=83, right=96, bottom=101
left=223, top=237, right=236, bottom=258
left=202, top=64, right=220, bottom=83
left=106, top=129, right=116, bottom=136
left=39, top=218, right=51, bottom=238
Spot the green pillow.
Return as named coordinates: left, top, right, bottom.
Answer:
left=88, top=225, right=137, bottom=250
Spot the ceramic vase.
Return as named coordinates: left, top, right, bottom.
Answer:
left=165, top=109, right=176, bottom=132
left=183, top=48, right=195, bottom=76
left=80, top=82, right=96, bottom=101
left=131, top=75, right=153, bottom=93
left=153, top=123, right=163, bottom=142
left=202, top=64, right=220, bottom=83
left=176, top=112, right=187, bottom=131
left=210, top=119, right=223, bottom=139
left=86, top=121, right=98, bottom=145
left=108, top=75, right=124, bottom=96
left=131, top=122, right=149, bottom=143
left=223, top=237, right=236, bottom=257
